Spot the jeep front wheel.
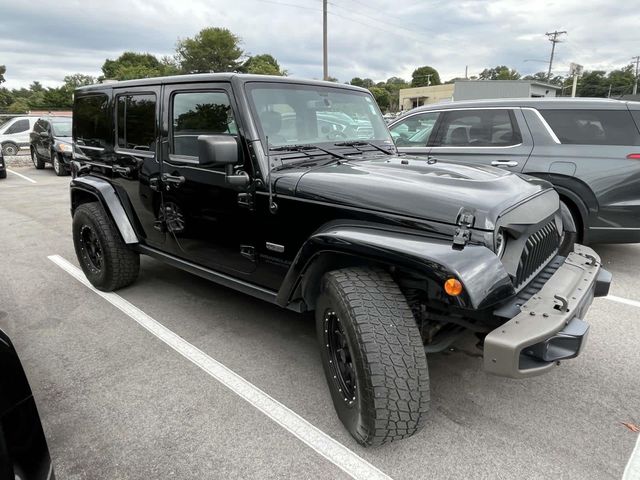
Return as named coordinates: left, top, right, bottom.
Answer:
left=72, top=202, right=139, bottom=291
left=315, top=267, right=430, bottom=446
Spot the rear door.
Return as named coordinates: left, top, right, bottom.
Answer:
left=532, top=107, right=640, bottom=231
left=111, top=86, right=166, bottom=248
left=427, top=108, right=533, bottom=172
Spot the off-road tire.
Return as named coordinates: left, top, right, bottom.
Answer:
left=52, top=152, right=68, bottom=176
left=2, top=143, right=19, bottom=156
left=31, top=147, right=45, bottom=169
left=0, top=170, right=6, bottom=179
left=316, top=267, right=430, bottom=446
left=72, top=202, right=139, bottom=291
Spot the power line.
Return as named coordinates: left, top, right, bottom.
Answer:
left=545, top=30, right=567, bottom=80
left=329, top=0, right=430, bottom=35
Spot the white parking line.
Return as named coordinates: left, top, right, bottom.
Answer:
left=7, top=169, right=37, bottom=184
left=624, top=433, right=640, bottom=480
left=48, top=254, right=392, bottom=480
left=605, top=295, right=640, bottom=309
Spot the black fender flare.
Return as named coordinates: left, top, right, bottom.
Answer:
left=276, top=222, right=514, bottom=311
left=70, top=176, right=138, bottom=244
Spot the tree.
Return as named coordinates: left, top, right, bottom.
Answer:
left=0, top=65, right=6, bottom=84
left=242, top=54, right=286, bottom=76
left=369, top=86, right=390, bottom=111
left=382, top=77, right=408, bottom=112
left=350, top=77, right=375, bottom=88
left=523, top=71, right=564, bottom=86
left=478, top=66, right=521, bottom=80
left=101, top=52, right=175, bottom=81
left=577, top=70, right=607, bottom=97
left=64, top=73, right=96, bottom=89
left=411, top=66, right=441, bottom=87
left=176, top=27, right=244, bottom=73
left=7, top=98, right=29, bottom=113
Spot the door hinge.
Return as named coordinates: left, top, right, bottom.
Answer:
left=237, top=192, right=254, bottom=210
left=453, top=211, right=475, bottom=250
left=240, top=245, right=256, bottom=262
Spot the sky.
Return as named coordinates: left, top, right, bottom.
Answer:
left=0, top=0, right=639, bottom=89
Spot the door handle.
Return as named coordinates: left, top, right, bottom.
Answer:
left=491, top=160, right=519, bottom=167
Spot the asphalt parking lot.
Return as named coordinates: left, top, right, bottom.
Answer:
left=1, top=163, right=639, bottom=479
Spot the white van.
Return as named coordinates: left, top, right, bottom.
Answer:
left=0, top=116, right=39, bottom=156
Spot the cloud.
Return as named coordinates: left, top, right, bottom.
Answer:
left=0, top=0, right=638, bottom=89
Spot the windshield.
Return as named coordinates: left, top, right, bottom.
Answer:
left=246, top=83, right=393, bottom=148
left=51, top=119, right=72, bottom=136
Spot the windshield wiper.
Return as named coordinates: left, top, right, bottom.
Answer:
left=269, top=144, right=348, bottom=160
left=333, top=140, right=394, bottom=155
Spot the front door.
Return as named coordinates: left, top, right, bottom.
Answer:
left=159, top=83, right=255, bottom=275
left=423, top=108, right=533, bottom=172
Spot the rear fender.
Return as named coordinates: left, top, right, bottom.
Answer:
left=276, top=222, right=514, bottom=311
left=70, top=176, right=138, bottom=244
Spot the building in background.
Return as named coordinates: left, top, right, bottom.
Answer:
left=399, top=80, right=561, bottom=111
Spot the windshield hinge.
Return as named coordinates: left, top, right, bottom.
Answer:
left=453, top=211, right=475, bottom=250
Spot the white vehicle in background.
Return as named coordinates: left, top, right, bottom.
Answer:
left=0, top=116, right=39, bottom=156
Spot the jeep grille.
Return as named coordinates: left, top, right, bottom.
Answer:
left=515, top=221, right=560, bottom=288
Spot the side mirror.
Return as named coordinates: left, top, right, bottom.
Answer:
left=197, top=134, right=238, bottom=167
left=197, top=135, right=249, bottom=188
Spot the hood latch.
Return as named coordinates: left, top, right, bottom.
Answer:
left=453, top=211, right=475, bottom=250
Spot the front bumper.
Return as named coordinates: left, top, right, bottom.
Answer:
left=484, top=244, right=611, bottom=378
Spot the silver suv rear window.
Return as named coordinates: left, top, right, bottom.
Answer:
left=540, top=109, right=640, bottom=146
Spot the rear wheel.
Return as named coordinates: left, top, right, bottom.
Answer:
left=316, top=267, right=430, bottom=446
left=72, top=202, right=139, bottom=291
left=0, top=170, right=6, bottom=179
left=31, top=147, right=45, bottom=169
left=52, top=152, right=68, bottom=176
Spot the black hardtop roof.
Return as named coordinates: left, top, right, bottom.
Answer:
left=405, top=97, right=638, bottom=113
left=75, top=73, right=369, bottom=94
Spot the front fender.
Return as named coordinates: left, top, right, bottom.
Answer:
left=276, top=222, right=514, bottom=310
left=70, top=175, right=138, bottom=244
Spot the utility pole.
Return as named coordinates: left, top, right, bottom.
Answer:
left=323, top=0, right=328, bottom=80
left=632, top=55, right=640, bottom=95
left=545, top=30, right=567, bottom=80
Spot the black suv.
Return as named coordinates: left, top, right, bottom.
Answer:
left=389, top=98, right=640, bottom=244
left=69, top=74, right=610, bottom=446
left=30, top=116, right=73, bottom=176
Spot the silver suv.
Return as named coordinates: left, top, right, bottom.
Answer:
left=389, top=98, right=640, bottom=244
left=0, top=116, right=39, bottom=156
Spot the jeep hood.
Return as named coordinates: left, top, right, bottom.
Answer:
left=277, top=156, right=554, bottom=230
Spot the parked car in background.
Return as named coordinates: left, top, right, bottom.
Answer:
left=0, top=328, right=55, bottom=479
left=389, top=98, right=640, bottom=244
left=0, top=116, right=39, bottom=156
left=30, top=117, right=73, bottom=176
left=0, top=149, right=6, bottom=179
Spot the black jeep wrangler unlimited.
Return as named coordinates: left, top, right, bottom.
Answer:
left=69, top=74, right=611, bottom=446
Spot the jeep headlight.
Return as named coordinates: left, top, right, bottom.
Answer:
left=58, top=143, right=73, bottom=153
left=495, top=229, right=507, bottom=258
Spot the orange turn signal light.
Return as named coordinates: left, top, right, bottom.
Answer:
left=444, top=278, right=463, bottom=296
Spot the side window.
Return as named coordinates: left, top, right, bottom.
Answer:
left=5, top=119, right=30, bottom=135
left=74, top=94, right=110, bottom=148
left=540, top=109, right=640, bottom=146
left=435, top=109, right=522, bottom=147
left=171, top=91, right=237, bottom=157
left=116, top=94, right=156, bottom=151
left=390, top=112, right=440, bottom=147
